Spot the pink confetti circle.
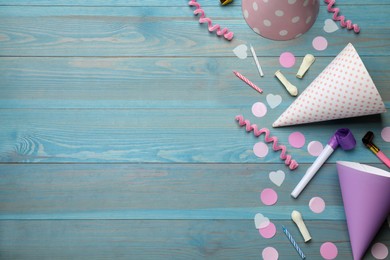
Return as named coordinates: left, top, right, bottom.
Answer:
left=279, top=52, right=296, bottom=68
left=371, top=243, right=389, bottom=259
left=260, top=188, right=278, bottom=206
left=262, top=246, right=279, bottom=260
left=309, top=197, right=326, bottom=213
left=253, top=142, right=269, bottom=158
left=308, top=141, right=324, bottom=156
left=252, top=102, right=267, bottom=118
left=259, top=222, right=277, bottom=239
left=381, top=127, right=390, bottom=142
left=288, top=132, right=306, bottom=148
left=312, top=36, right=328, bottom=51
left=320, top=242, right=338, bottom=260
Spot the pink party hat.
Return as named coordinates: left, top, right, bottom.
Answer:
left=241, top=0, right=319, bottom=41
left=273, top=43, right=386, bottom=127
left=336, top=161, right=390, bottom=260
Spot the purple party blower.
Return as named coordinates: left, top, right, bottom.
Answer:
left=337, top=161, right=390, bottom=260
left=291, top=128, right=356, bottom=198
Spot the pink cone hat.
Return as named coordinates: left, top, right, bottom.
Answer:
left=273, top=43, right=386, bottom=127
left=242, top=0, right=319, bottom=40
left=337, top=161, right=390, bottom=260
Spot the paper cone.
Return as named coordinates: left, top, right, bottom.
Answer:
left=336, top=161, right=390, bottom=260
left=273, top=43, right=386, bottom=127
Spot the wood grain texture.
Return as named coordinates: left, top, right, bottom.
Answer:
left=0, top=6, right=389, bottom=57
left=0, top=56, right=389, bottom=109
left=0, top=0, right=385, bottom=6
left=0, top=0, right=389, bottom=259
left=0, top=163, right=354, bottom=219
left=0, top=220, right=388, bottom=259
left=0, top=109, right=388, bottom=163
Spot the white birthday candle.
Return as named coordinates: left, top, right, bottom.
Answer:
left=250, top=45, right=264, bottom=77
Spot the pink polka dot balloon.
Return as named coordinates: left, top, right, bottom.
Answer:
left=242, top=0, right=320, bottom=40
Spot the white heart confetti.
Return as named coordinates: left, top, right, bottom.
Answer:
left=266, top=94, right=282, bottom=109
left=233, top=44, right=248, bottom=59
left=254, top=213, right=270, bottom=229
left=323, top=19, right=339, bottom=33
left=269, top=170, right=285, bottom=187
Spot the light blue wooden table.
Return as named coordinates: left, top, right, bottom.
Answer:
left=0, top=0, right=389, bottom=259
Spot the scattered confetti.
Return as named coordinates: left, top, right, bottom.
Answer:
left=320, top=242, right=338, bottom=260
left=308, top=141, right=324, bottom=156
left=262, top=246, right=279, bottom=260
left=266, top=94, right=282, bottom=109
left=233, top=44, right=248, bottom=59
left=252, top=102, right=267, bottom=118
left=259, top=222, right=277, bottom=239
left=312, top=36, right=328, bottom=51
left=289, top=132, right=306, bottom=148
left=323, top=19, right=339, bottom=33
left=381, top=127, right=390, bottom=142
left=269, top=170, right=285, bottom=187
left=253, top=142, right=269, bottom=158
left=261, top=188, right=278, bottom=206
left=309, top=197, right=326, bottom=213
left=371, top=243, right=389, bottom=259
left=279, top=52, right=296, bottom=68
left=254, top=213, right=270, bottom=229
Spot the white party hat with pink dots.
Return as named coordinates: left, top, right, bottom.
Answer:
left=273, top=43, right=386, bottom=127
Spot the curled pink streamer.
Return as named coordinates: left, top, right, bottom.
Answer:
left=325, top=0, right=360, bottom=33
left=188, top=0, right=234, bottom=41
left=235, top=115, right=299, bottom=170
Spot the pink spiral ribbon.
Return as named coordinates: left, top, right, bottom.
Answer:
left=188, top=0, right=234, bottom=41
left=325, top=0, right=360, bottom=33
left=235, top=115, right=299, bottom=170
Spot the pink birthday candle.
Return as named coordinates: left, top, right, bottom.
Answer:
left=233, top=71, right=263, bottom=94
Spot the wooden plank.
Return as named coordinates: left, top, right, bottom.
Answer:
left=0, top=109, right=388, bottom=164
left=0, top=0, right=386, bottom=6
left=0, top=6, right=389, bottom=57
left=0, top=220, right=344, bottom=259
left=0, top=163, right=361, bottom=219
left=0, top=56, right=389, bottom=109
left=0, top=219, right=388, bottom=259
